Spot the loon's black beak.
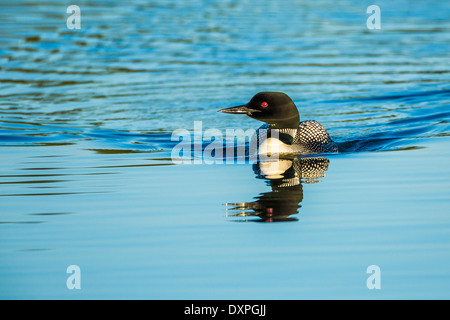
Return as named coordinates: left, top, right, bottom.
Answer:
left=218, top=104, right=260, bottom=115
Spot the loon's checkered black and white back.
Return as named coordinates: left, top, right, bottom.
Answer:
left=293, top=120, right=338, bottom=154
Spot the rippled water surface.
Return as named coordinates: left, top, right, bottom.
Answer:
left=1, top=0, right=449, bottom=299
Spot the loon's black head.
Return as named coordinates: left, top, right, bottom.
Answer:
left=219, top=92, right=300, bottom=129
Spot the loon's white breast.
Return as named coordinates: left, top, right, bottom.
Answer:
left=258, top=137, right=293, bottom=155
left=255, top=125, right=300, bottom=155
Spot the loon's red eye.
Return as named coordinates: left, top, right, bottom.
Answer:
left=261, top=102, right=268, bottom=108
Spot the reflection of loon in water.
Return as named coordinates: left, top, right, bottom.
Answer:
left=225, top=156, right=330, bottom=222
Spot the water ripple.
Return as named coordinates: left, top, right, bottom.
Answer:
left=0, top=0, right=449, bottom=176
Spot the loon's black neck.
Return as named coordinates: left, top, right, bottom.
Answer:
left=264, top=114, right=300, bottom=146
left=266, top=113, right=300, bottom=130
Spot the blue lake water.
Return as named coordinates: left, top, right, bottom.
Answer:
left=0, top=0, right=449, bottom=299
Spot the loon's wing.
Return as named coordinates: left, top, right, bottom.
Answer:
left=293, top=120, right=338, bottom=153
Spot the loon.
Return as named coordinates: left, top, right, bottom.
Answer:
left=219, top=92, right=338, bottom=155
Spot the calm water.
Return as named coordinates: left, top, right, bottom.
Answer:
left=1, top=0, right=450, bottom=299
